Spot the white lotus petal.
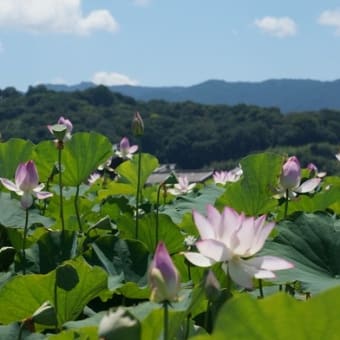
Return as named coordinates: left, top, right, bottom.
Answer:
left=233, top=216, right=256, bottom=255
left=228, top=258, right=254, bottom=289
left=0, top=178, right=20, bottom=192
left=247, top=256, right=294, bottom=271
left=220, top=207, right=242, bottom=248
left=35, top=191, right=53, bottom=200
left=183, top=252, right=215, bottom=267
left=248, top=221, right=275, bottom=256
left=128, top=145, right=138, bottom=154
left=193, top=209, right=215, bottom=240
left=33, top=183, right=45, bottom=192
left=295, top=178, right=321, bottom=193
left=196, top=239, right=232, bottom=262
left=206, top=204, right=222, bottom=239
left=254, top=270, right=276, bottom=279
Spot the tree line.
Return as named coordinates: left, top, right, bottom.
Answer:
left=0, top=84, right=339, bottom=174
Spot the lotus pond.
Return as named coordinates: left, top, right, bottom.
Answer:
left=0, top=115, right=340, bottom=339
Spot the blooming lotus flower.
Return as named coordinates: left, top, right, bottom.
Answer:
left=115, top=137, right=138, bottom=160
left=0, top=160, right=53, bottom=208
left=336, top=153, right=340, bottom=161
left=48, top=116, right=73, bottom=142
left=167, top=176, right=196, bottom=196
left=184, top=205, right=293, bottom=289
left=276, top=156, right=321, bottom=198
left=213, top=166, right=243, bottom=185
left=148, top=242, right=180, bottom=303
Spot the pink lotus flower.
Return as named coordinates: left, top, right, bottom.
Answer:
left=48, top=116, right=73, bottom=142
left=0, top=160, right=53, bottom=208
left=167, top=176, right=196, bottom=196
left=183, top=205, right=293, bottom=289
left=115, top=137, right=138, bottom=160
left=148, top=242, right=180, bottom=303
left=276, top=156, right=321, bottom=198
left=213, top=166, right=243, bottom=185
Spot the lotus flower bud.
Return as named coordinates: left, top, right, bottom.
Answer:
left=149, top=242, right=180, bottom=303
left=98, top=308, right=141, bottom=340
left=280, top=156, right=301, bottom=190
left=132, top=112, right=144, bottom=137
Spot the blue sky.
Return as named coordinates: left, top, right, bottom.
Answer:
left=1, top=0, right=340, bottom=90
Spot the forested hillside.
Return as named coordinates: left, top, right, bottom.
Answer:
left=47, top=79, right=340, bottom=113
left=1, top=85, right=340, bottom=174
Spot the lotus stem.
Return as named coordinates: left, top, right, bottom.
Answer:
left=258, top=279, right=264, bottom=298
left=74, top=184, right=83, bottom=233
left=284, top=189, right=289, bottom=219
left=135, top=144, right=142, bottom=239
left=57, top=147, right=65, bottom=235
left=22, top=208, right=29, bottom=275
left=155, top=183, right=163, bottom=250
left=163, top=301, right=169, bottom=340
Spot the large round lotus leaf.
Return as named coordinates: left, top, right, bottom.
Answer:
left=193, top=286, right=340, bottom=340
left=62, top=132, right=113, bottom=186
left=262, top=212, right=340, bottom=294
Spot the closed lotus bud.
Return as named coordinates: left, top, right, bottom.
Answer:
left=32, top=301, right=57, bottom=326
left=204, top=270, right=221, bottom=302
left=98, top=308, right=141, bottom=340
left=132, top=112, right=144, bottom=136
left=280, top=156, right=301, bottom=190
left=148, top=242, right=180, bottom=303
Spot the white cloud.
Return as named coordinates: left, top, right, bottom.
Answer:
left=0, top=0, right=119, bottom=35
left=254, top=16, right=297, bottom=38
left=92, top=72, right=139, bottom=86
left=318, top=9, right=340, bottom=35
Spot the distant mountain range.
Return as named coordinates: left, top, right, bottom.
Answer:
left=45, top=79, right=340, bottom=113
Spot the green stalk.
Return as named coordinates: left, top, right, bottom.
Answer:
left=22, top=208, right=29, bottom=275
left=258, top=279, right=264, bottom=298
left=74, top=184, right=83, bottom=233
left=186, top=259, right=192, bottom=281
left=226, top=264, right=232, bottom=294
left=155, top=183, right=162, bottom=249
left=284, top=189, right=289, bottom=219
left=58, top=147, right=65, bottom=235
left=163, top=301, right=169, bottom=340
left=135, top=145, right=142, bottom=239
left=17, top=323, right=24, bottom=340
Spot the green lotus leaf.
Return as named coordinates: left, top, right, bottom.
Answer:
left=193, top=286, right=340, bottom=340
left=0, top=138, right=35, bottom=179
left=62, top=132, right=113, bottom=186
left=262, top=212, right=340, bottom=294
left=0, top=257, right=108, bottom=326
left=217, top=152, right=283, bottom=216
